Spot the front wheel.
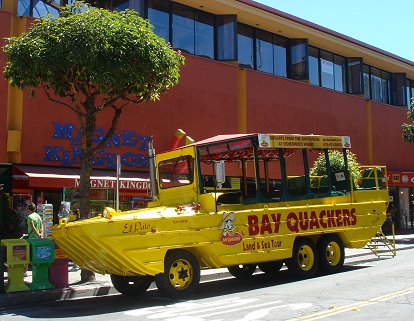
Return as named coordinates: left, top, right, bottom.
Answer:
left=317, top=234, right=345, bottom=274
left=155, top=250, right=200, bottom=299
left=228, top=264, right=257, bottom=279
left=286, top=238, right=318, bottom=278
left=110, top=274, right=153, bottom=296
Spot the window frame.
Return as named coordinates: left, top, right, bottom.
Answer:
left=158, top=155, right=195, bottom=189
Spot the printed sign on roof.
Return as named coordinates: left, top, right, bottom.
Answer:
left=258, top=134, right=351, bottom=149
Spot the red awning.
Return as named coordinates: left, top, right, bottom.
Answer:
left=12, top=165, right=150, bottom=191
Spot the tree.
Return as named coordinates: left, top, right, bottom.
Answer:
left=402, top=99, right=414, bottom=142
left=310, top=150, right=362, bottom=188
left=3, top=2, right=184, bottom=219
left=3, top=2, right=184, bottom=282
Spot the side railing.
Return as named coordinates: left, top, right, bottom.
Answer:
left=356, top=165, right=388, bottom=190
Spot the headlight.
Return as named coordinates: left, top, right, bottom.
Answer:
left=102, top=207, right=116, bottom=219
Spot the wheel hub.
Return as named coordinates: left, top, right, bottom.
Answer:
left=326, top=241, right=341, bottom=266
left=169, top=259, right=192, bottom=289
left=298, top=245, right=315, bottom=271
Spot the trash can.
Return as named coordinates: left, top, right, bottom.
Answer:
left=1, top=239, right=30, bottom=293
left=27, top=238, right=55, bottom=290
left=49, top=242, right=69, bottom=288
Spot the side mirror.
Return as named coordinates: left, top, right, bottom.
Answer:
left=215, top=161, right=226, bottom=188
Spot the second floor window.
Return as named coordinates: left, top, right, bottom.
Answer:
left=147, top=0, right=170, bottom=42
left=308, top=47, right=346, bottom=93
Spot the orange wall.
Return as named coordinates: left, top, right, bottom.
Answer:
left=1, top=13, right=413, bottom=172
left=371, top=102, right=414, bottom=170
left=18, top=54, right=239, bottom=168
left=246, top=70, right=370, bottom=164
left=0, top=12, right=11, bottom=163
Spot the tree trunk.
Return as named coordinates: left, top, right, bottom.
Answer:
left=79, top=100, right=97, bottom=283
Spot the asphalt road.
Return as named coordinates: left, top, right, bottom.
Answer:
left=1, top=246, right=414, bottom=321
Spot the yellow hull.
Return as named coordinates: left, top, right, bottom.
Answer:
left=52, top=189, right=387, bottom=276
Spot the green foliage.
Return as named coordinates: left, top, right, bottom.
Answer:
left=2, top=1, right=184, bottom=218
left=402, top=98, right=414, bottom=143
left=310, top=150, right=362, bottom=188
left=3, top=1, right=185, bottom=105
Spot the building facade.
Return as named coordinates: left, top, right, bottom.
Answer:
left=1, top=0, right=414, bottom=237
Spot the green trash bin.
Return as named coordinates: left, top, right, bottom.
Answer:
left=27, top=238, right=55, bottom=290
left=1, top=239, right=30, bottom=293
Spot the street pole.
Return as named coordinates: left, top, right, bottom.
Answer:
left=116, top=155, right=121, bottom=212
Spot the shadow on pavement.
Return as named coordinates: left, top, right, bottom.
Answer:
left=0, top=265, right=370, bottom=319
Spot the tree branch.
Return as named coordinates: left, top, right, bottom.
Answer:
left=92, top=106, right=123, bottom=152
left=41, top=83, right=84, bottom=115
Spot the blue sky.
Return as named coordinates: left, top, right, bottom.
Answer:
left=256, top=1, right=414, bottom=62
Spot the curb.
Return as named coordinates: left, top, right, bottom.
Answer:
left=1, top=236, right=413, bottom=309
left=0, top=271, right=233, bottom=309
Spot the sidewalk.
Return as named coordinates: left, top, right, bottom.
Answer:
left=2, top=233, right=414, bottom=309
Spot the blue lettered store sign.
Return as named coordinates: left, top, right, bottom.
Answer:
left=44, top=122, right=150, bottom=170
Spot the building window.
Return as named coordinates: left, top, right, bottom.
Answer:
left=381, top=71, right=391, bottom=104
left=18, top=0, right=59, bottom=17
left=406, top=79, right=414, bottom=107
left=237, top=23, right=254, bottom=69
left=308, top=46, right=319, bottom=86
left=273, top=35, right=288, bottom=77
left=391, top=73, right=407, bottom=107
left=308, top=47, right=346, bottom=92
left=363, top=64, right=371, bottom=100
left=364, top=65, right=396, bottom=105
left=147, top=0, right=170, bottom=43
left=347, top=58, right=363, bottom=94
left=255, top=29, right=273, bottom=74
left=217, top=15, right=237, bottom=61
left=334, top=55, right=346, bottom=92
left=289, top=39, right=308, bottom=80
left=172, top=4, right=195, bottom=54
left=411, top=80, right=414, bottom=106
left=194, top=11, right=215, bottom=59
left=320, top=50, right=335, bottom=90
left=113, top=0, right=130, bottom=11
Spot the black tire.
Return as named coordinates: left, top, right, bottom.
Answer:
left=227, top=264, right=257, bottom=279
left=286, top=238, right=318, bottom=278
left=110, top=274, right=153, bottom=296
left=155, top=250, right=200, bottom=299
left=317, top=234, right=345, bottom=274
left=258, top=261, right=283, bottom=274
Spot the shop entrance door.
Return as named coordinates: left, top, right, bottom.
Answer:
left=399, top=187, right=411, bottom=229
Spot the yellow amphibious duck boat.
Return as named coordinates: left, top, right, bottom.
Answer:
left=52, top=133, right=388, bottom=298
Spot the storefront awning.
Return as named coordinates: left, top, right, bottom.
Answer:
left=12, top=165, right=150, bottom=191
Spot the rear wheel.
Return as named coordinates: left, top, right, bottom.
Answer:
left=110, top=274, right=153, bottom=296
left=286, top=238, right=318, bottom=278
left=228, top=264, right=257, bottom=279
left=155, top=250, right=200, bottom=299
left=317, top=234, right=345, bottom=274
left=258, top=261, right=283, bottom=275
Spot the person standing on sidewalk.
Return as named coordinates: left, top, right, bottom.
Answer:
left=27, top=203, right=43, bottom=239
left=23, top=203, right=43, bottom=277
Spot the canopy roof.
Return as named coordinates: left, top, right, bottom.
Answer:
left=192, top=133, right=351, bottom=161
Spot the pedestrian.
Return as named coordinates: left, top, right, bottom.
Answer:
left=24, top=202, right=43, bottom=277
left=27, top=202, right=43, bottom=239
